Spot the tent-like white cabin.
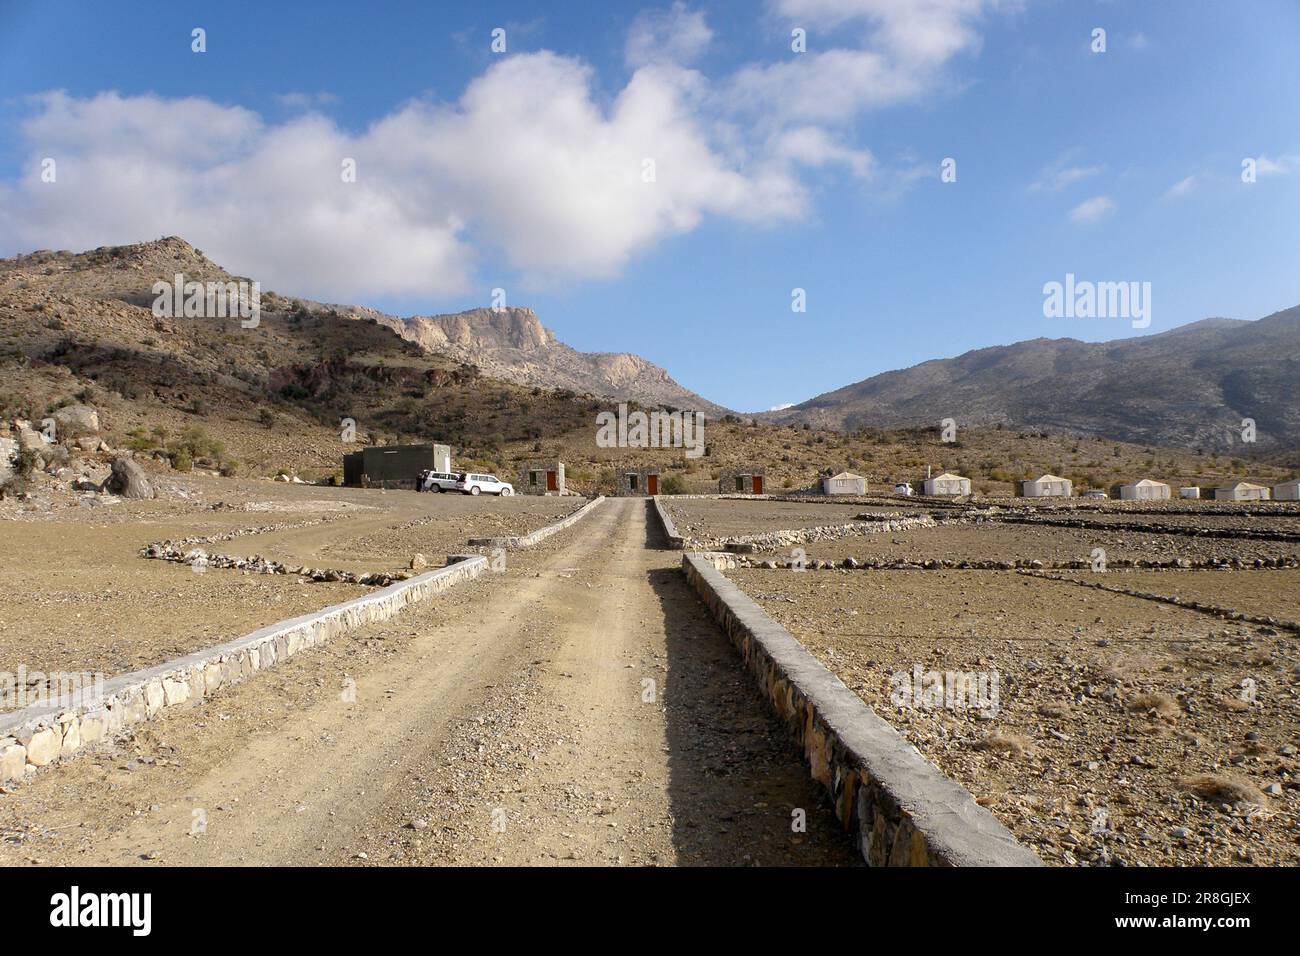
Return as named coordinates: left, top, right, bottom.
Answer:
left=1273, top=479, right=1300, bottom=501
left=1213, top=481, right=1271, bottom=501
left=1119, top=478, right=1171, bottom=501
left=922, top=472, right=971, bottom=496
left=822, top=471, right=866, bottom=495
left=1019, top=474, right=1072, bottom=498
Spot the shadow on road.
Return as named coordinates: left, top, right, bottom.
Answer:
left=645, top=564, right=859, bottom=866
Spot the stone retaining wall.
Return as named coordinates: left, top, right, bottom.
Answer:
left=694, top=514, right=940, bottom=553
left=650, top=496, right=684, bottom=549
left=682, top=553, right=1041, bottom=867
left=467, top=495, right=604, bottom=548
left=0, top=555, right=488, bottom=784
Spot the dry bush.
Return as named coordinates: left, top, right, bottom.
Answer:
left=1128, top=692, right=1181, bottom=721
left=1218, top=695, right=1252, bottom=713
left=1178, top=774, right=1266, bottom=807
left=974, top=731, right=1032, bottom=757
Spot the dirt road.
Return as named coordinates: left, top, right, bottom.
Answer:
left=0, top=498, right=857, bottom=866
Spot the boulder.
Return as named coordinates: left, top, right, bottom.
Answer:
left=103, top=457, right=155, bottom=499
left=52, top=404, right=100, bottom=437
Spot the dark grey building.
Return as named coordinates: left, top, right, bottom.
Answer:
left=343, top=443, right=452, bottom=488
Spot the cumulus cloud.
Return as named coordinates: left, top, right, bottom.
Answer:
left=730, top=0, right=998, bottom=127
left=1068, top=195, right=1115, bottom=224
left=0, top=2, right=1019, bottom=302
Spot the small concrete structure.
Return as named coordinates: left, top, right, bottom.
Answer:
left=822, top=471, right=866, bottom=495
left=616, top=466, right=660, bottom=496
left=518, top=459, right=565, bottom=495
left=1273, top=479, right=1300, bottom=501
left=1019, top=474, right=1072, bottom=498
left=718, top=468, right=764, bottom=495
left=343, top=443, right=451, bottom=488
left=922, top=472, right=971, bottom=496
left=1118, top=478, right=1171, bottom=501
left=1179, top=486, right=1201, bottom=499
left=1214, top=481, right=1271, bottom=501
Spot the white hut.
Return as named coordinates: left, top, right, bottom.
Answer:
left=923, top=472, right=971, bottom=496
left=1019, top=474, right=1072, bottom=498
left=1179, top=487, right=1201, bottom=499
left=1213, top=481, right=1271, bottom=501
left=1273, top=479, right=1300, bottom=501
left=822, top=471, right=866, bottom=495
left=1119, top=478, right=1171, bottom=501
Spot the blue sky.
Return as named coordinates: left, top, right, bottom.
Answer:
left=1, top=0, right=1298, bottom=412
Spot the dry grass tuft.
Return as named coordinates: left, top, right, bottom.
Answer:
left=1128, top=692, right=1181, bottom=721
left=1177, top=774, right=1267, bottom=807
left=1037, top=702, right=1071, bottom=718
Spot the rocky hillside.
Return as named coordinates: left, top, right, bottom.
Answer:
left=385, top=307, right=729, bottom=417
left=761, top=309, right=1300, bottom=456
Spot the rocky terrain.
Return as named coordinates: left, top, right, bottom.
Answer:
left=762, top=309, right=1300, bottom=459
left=713, top=496, right=1300, bottom=867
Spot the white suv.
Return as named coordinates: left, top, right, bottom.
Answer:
left=456, top=473, right=514, bottom=496
left=418, top=470, right=463, bottom=493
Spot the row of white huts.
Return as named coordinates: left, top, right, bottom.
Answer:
left=819, top=470, right=1300, bottom=500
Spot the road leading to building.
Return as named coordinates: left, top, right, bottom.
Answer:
left=0, top=498, right=857, bottom=867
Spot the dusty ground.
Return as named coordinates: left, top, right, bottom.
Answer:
left=0, top=499, right=857, bottom=867
left=663, top=498, right=911, bottom=539
left=727, top=563, right=1299, bottom=866
left=0, top=474, right=582, bottom=683
left=786, top=521, right=1300, bottom=566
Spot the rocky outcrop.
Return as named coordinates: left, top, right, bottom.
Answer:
left=103, top=457, right=155, bottom=499
left=392, top=307, right=729, bottom=415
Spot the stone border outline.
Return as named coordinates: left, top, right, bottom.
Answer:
left=682, top=552, right=1043, bottom=867
left=0, top=555, right=488, bottom=783
left=651, top=495, right=684, bottom=549
left=467, top=495, right=604, bottom=548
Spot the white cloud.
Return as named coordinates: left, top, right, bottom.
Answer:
left=626, top=3, right=713, bottom=67
left=1068, top=195, right=1115, bottom=224
left=1163, top=174, right=1196, bottom=199
left=730, top=0, right=1003, bottom=127
left=1256, top=154, right=1298, bottom=176
left=1029, top=157, right=1103, bottom=192
left=0, top=3, right=1022, bottom=302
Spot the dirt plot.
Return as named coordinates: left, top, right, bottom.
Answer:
left=1055, top=569, right=1300, bottom=626
left=1025, top=509, right=1300, bottom=535
left=0, top=474, right=583, bottom=687
left=728, top=567, right=1300, bottom=866
left=662, top=498, right=910, bottom=539
left=787, top=521, right=1300, bottom=566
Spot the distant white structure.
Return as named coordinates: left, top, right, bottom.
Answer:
left=1213, top=481, right=1271, bottom=501
left=894, top=482, right=913, bottom=496
left=1273, top=479, right=1300, bottom=501
left=1119, top=478, right=1171, bottom=501
left=923, top=472, right=971, bottom=496
left=1019, top=474, right=1072, bottom=498
left=1179, top=486, right=1201, bottom=499
left=822, top=471, right=866, bottom=495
